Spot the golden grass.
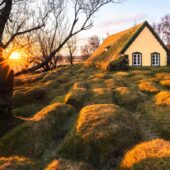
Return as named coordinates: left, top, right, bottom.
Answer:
left=130, top=70, right=150, bottom=75
left=65, top=88, right=89, bottom=111
left=120, top=139, right=170, bottom=170
left=0, top=156, right=36, bottom=170
left=45, top=159, right=93, bottom=170
left=114, top=71, right=130, bottom=77
left=154, top=91, right=170, bottom=107
left=73, top=82, right=88, bottom=89
left=160, top=80, right=170, bottom=87
left=155, top=73, right=170, bottom=80
left=138, top=81, right=159, bottom=93
left=89, top=73, right=111, bottom=80
left=89, top=88, right=113, bottom=104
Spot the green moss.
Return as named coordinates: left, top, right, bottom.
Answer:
left=0, top=103, right=75, bottom=158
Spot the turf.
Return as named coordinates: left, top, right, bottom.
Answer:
left=0, top=64, right=169, bottom=170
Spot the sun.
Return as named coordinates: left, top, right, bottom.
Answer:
left=10, top=52, right=21, bottom=60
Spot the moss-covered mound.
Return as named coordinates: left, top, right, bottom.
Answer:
left=0, top=156, right=37, bottom=170
left=138, top=81, right=159, bottom=94
left=113, top=87, right=146, bottom=111
left=160, top=80, right=170, bottom=88
left=13, top=87, right=47, bottom=107
left=14, top=73, right=44, bottom=86
left=59, top=104, right=141, bottom=169
left=154, top=91, right=170, bottom=107
left=120, top=139, right=170, bottom=170
left=65, top=88, right=89, bottom=111
left=89, top=88, right=113, bottom=104
left=0, top=103, right=75, bottom=158
left=155, top=73, right=170, bottom=80
left=45, top=159, right=94, bottom=170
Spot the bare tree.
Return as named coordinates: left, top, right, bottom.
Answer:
left=66, top=36, right=77, bottom=65
left=0, top=0, right=50, bottom=55
left=153, top=14, right=170, bottom=45
left=15, top=0, right=122, bottom=75
left=81, top=35, right=100, bottom=60
left=88, top=35, right=100, bottom=53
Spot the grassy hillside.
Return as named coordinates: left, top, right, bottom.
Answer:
left=0, top=64, right=170, bottom=170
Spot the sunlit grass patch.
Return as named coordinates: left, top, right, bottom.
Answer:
left=0, top=103, right=75, bottom=158
left=160, top=80, right=170, bottom=88
left=73, top=81, right=89, bottom=89
left=89, top=88, right=113, bottom=104
left=120, top=139, right=170, bottom=170
left=155, top=73, right=170, bottom=80
left=154, top=91, right=170, bottom=107
left=89, top=73, right=111, bottom=80
left=65, top=88, right=89, bottom=111
left=114, top=71, right=131, bottom=77
left=138, top=81, right=159, bottom=94
left=45, top=159, right=94, bottom=170
left=59, top=104, right=141, bottom=168
left=0, top=156, right=37, bottom=170
left=14, top=73, right=44, bottom=86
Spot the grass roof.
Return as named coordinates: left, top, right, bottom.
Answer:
left=85, top=22, right=143, bottom=70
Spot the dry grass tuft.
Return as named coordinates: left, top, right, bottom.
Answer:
left=120, top=139, right=170, bottom=170
left=73, top=82, right=88, bottom=89
left=60, top=104, right=141, bottom=168
left=154, top=91, right=170, bottom=107
left=138, top=81, right=159, bottom=94
left=114, top=71, right=130, bottom=77
left=89, top=73, right=111, bottom=80
left=130, top=70, right=150, bottom=75
left=45, top=159, right=93, bottom=170
left=0, top=156, right=37, bottom=170
left=89, top=88, right=113, bottom=104
left=155, top=73, right=170, bottom=80
left=160, top=80, right=170, bottom=88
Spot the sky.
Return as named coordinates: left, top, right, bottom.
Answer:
left=79, top=0, right=170, bottom=42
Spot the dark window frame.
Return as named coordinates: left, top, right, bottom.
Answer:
left=132, top=52, right=142, bottom=66
left=151, top=52, right=160, bottom=66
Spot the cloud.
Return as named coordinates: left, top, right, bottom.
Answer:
left=97, top=13, right=147, bottom=28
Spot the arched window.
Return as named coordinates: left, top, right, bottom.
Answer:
left=151, top=52, right=160, bottom=66
left=132, top=52, right=142, bottom=66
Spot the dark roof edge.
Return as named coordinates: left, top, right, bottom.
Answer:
left=120, top=21, right=170, bottom=54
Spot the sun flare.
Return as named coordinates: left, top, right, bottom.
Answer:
left=10, top=52, right=21, bottom=60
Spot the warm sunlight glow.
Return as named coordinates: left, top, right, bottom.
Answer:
left=10, top=52, right=21, bottom=60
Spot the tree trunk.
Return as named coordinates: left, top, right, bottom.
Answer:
left=0, top=52, right=14, bottom=118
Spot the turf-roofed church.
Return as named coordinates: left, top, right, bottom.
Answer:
left=85, top=21, right=170, bottom=70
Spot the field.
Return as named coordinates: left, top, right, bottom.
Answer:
left=0, top=64, right=170, bottom=170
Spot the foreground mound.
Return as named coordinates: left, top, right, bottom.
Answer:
left=0, top=156, right=37, bottom=170
left=65, top=88, right=89, bottom=111
left=154, top=91, right=170, bottom=107
left=120, top=139, right=170, bottom=170
left=45, top=159, right=93, bottom=170
left=138, top=81, right=159, bottom=94
left=59, top=104, right=141, bottom=169
left=0, top=103, right=75, bottom=158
